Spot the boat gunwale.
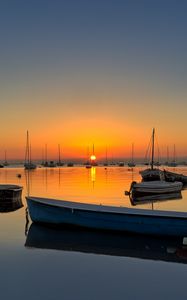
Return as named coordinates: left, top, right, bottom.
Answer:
left=26, top=196, right=187, bottom=219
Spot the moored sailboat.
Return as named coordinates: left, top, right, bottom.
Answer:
left=24, top=131, right=37, bottom=170
left=56, top=144, right=64, bottom=166
left=167, top=144, right=178, bottom=167
left=140, top=128, right=163, bottom=181
left=3, top=150, right=9, bottom=166
left=128, top=143, right=136, bottom=167
left=85, top=146, right=92, bottom=168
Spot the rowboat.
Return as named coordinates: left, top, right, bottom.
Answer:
left=25, top=223, right=187, bottom=264
left=0, top=185, right=23, bottom=212
left=26, top=196, right=187, bottom=236
left=127, top=180, right=183, bottom=198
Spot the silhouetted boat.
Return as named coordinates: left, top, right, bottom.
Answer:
left=126, top=180, right=183, bottom=198
left=25, top=223, right=187, bottom=264
left=67, top=162, right=74, bottom=167
left=140, top=128, right=162, bottom=181
left=3, top=150, right=9, bottom=166
left=0, top=185, right=23, bottom=212
left=128, top=143, right=136, bottom=167
left=56, top=144, right=64, bottom=166
left=24, top=131, right=37, bottom=170
left=85, top=164, right=92, bottom=169
left=167, top=144, right=178, bottom=167
left=103, top=147, right=109, bottom=166
left=85, top=146, right=92, bottom=168
left=164, top=169, right=187, bottom=185
left=48, top=161, right=56, bottom=167
left=129, top=191, right=182, bottom=205
left=26, top=196, right=187, bottom=236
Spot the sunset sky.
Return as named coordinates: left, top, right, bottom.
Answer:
left=1, top=0, right=187, bottom=160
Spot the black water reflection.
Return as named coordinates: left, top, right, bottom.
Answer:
left=130, top=192, right=182, bottom=206
left=0, top=198, right=23, bottom=213
left=25, top=223, right=187, bottom=264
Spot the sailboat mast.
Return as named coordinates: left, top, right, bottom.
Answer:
left=132, top=143, right=134, bottom=164
left=105, top=147, right=108, bottom=164
left=58, top=144, right=61, bottom=164
left=45, top=144, right=48, bottom=164
left=173, top=144, right=176, bottom=163
left=87, top=146, right=90, bottom=162
left=167, top=146, right=169, bottom=163
left=29, top=143, right=32, bottom=164
left=151, top=128, right=155, bottom=170
left=25, top=130, right=30, bottom=164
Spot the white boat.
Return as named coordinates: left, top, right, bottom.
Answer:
left=127, top=180, right=183, bottom=198
left=26, top=196, right=187, bottom=236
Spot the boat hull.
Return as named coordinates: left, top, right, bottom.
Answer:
left=27, top=197, right=187, bottom=237
left=0, top=185, right=23, bottom=212
left=164, top=170, right=187, bottom=184
left=129, top=181, right=183, bottom=200
left=140, top=168, right=163, bottom=181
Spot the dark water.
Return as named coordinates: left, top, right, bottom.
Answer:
left=1, top=166, right=187, bottom=300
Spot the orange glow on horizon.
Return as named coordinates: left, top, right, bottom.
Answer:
left=1, top=117, right=187, bottom=160
left=90, top=155, right=96, bottom=161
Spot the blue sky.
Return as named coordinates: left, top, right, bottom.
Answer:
left=1, top=0, right=187, bottom=158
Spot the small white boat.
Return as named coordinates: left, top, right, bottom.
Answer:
left=26, top=196, right=187, bottom=236
left=127, top=181, right=183, bottom=198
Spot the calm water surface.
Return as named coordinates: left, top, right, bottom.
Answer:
left=1, top=166, right=187, bottom=300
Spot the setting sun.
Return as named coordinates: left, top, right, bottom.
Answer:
left=90, top=155, right=96, bottom=161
